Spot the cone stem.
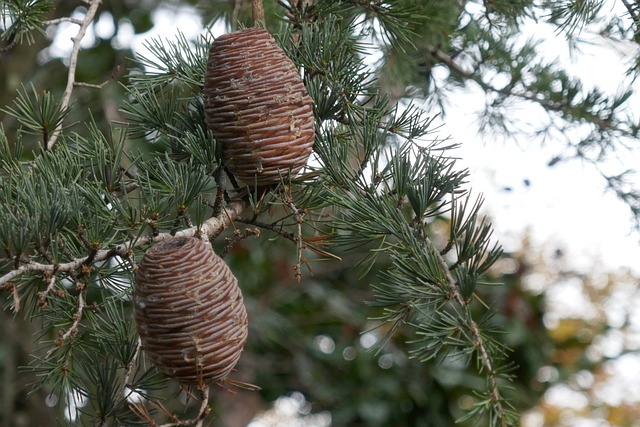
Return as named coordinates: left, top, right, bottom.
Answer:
left=252, top=0, right=265, bottom=27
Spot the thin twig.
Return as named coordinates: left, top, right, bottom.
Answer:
left=252, top=0, right=265, bottom=27
left=621, top=0, right=640, bottom=29
left=0, top=198, right=248, bottom=288
left=74, top=81, right=108, bottom=89
left=232, top=0, right=243, bottom=31
left=236, top=217, right=295, bottom=240
left=211, top=168, right=226, bottom=218
left=119, top=337, right=142, bottom=418
left=0, top=37, right=18, bottom=53
left=46, top=0, right=102, bottom=151
left=2, top=284, right=22, bottom=312
left=37, top=271, right=58, bottom=308
left=43, top=17, right=84, bottom=26
left=282, top=192, right=306, bottom=281
left=110, top=181, right=139, bottom=198
left=129, top=401, right=156, bottom=426
left=45, top=286, right=86, bottom=359
left=12, top=284, right=20, bottom=312
left=156, top=386, right=210, bottom=427
left=482, top=0, right=495, bottom=27
left=332, top=112, right=442, bottom=153
left=220, top=228, right=260, bottom=258
left=123, top=338, right=142, bottom=387
left=235, top=217, right=341, bottom=260
left=429, top=238, right=506, bottom=423
left=430, top=47, right=617, bottom=133
left=194, top=387, right=210, bottom=427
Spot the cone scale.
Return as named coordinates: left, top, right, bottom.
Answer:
left=134, top=237, right=248, bottom=385
left=204, top=28, right=315, bottom=187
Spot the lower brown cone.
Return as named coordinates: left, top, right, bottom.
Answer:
left=133, top=236, right=248, bottom=386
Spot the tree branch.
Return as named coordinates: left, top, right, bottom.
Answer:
left=46, top=0, right=102, bottom=151
left=429, top=236, right=506, bottom=423
left=252, top=0, right=265, bottom=27
left=45, top=285, right=86, bottom=359
left=0, top=198, right=248, bottom=288
left=0, top=37, right=18, bottom=53
left=156, top=386, right=210, bottom=427
left=430, top=47, right=619, bottom=134
left=123, top=338, right=142, bottom=389
left=220, top=227, right=260, bottom=258
left=282, top=191, right=306, bottom=281
left=43, top=17, right=84, bottom=26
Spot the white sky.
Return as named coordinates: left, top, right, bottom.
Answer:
left=434, top=12, right=640, bottom=275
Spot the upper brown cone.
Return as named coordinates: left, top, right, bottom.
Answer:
left=134, top=237, right=248, bottom=385
left=204, top=28, right=315, bottom=188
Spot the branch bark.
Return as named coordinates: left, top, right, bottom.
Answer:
left=46, top=0, right=102, bottom=151
left=0, top=198, right=248, bottom=288
left=252, top=0, right=265, bottom=27
left=430, top=239, right=506, bottom=422
left=430, top=47, right=619, bottom=134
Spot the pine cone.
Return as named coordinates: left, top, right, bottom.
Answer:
left=204, top=28, right=315, bottom=187
left=134, top=236, right=248, bottom=385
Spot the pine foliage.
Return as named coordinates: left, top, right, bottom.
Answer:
left=1, top=0, right=638, bottom=426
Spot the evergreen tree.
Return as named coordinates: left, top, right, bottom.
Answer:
left=0, top=1, right=637, bottom=426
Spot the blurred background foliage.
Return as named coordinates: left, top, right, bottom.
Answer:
left=1, top=0, right=639, bottom=426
